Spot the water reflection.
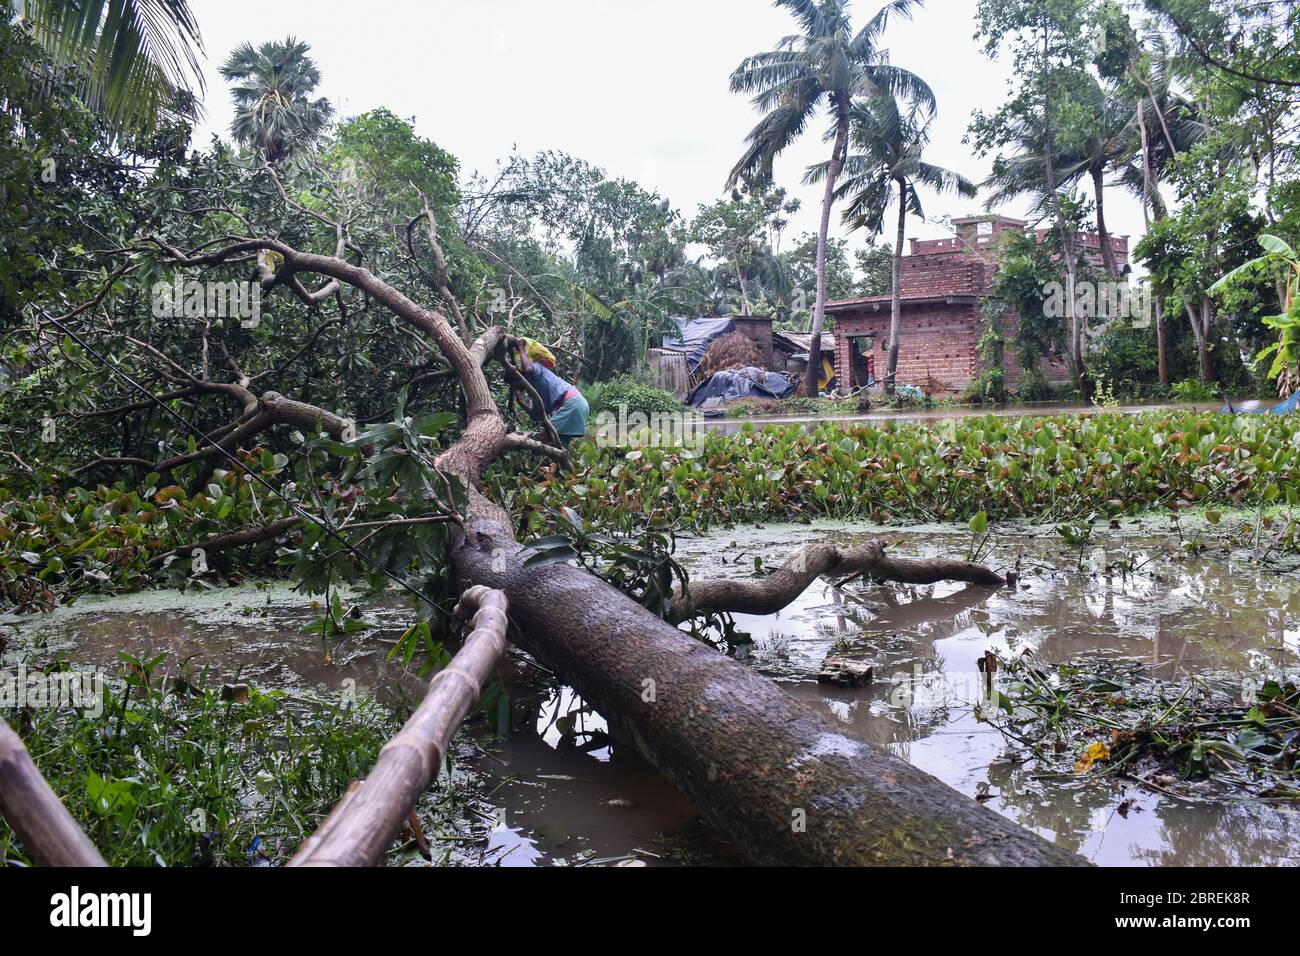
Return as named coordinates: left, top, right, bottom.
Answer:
left=676, top=523, right=1300, bottom=866
left=0, top=586, right=709, bottom=867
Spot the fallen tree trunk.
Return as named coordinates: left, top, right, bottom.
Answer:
left=453, top=520, right=1083, bottom=866
left=143, top=231, right=1085, bottom=867
left=290, top=587, right=509, bottom=867
left=0, top=717, right=106, bottom=867
left=669, top=540, right=1008, bottom=623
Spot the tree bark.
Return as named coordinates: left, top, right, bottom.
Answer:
left=669, top=541, right=1007, bottom=623
left=1186, top=299, right=1217, bottom=382
left=453, top=529, right=1082, bottom=866
left=1091, top=166, right=1118, bottom=277
left=0, top=717, right=106, bottom=867
left=1137, top=101, right=1168, bottom=385
left=886, top=177, right=907, bottom=394
left=1199, top=298, right=1217, bottom=382
left=1040, top=28, right=1087, bottom=401
left=1155, top=298, right=1168, bottom=385
left=806, top=100, right=850, bottom=398
left=291, top=586, right=510, bottom=867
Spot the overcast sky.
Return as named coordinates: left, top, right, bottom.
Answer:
left=188, top=0, right=1148, bottom=257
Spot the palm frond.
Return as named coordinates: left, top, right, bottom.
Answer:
left=17, top=0, right=204, bottom=134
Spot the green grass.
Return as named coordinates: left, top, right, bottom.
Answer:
left=0, top=657, right=479, bottom=866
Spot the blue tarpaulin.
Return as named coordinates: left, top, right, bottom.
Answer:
left=662, top=317, right=736, bottom=370
left=1222, top=392, right=1300, bottom=415
left=686, top=367, right=798, bottom=408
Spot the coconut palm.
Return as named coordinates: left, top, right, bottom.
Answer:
left=727, top=0, right=933, bottom=395
left=220, top=37, right=333, bottom=163
left=981, top=74, right=1132, bottom=276
left=1109, top=32, right=1205, bottom=224
left=811, top=93, right=976, bottom=392
left=1109, top=39, right=1204, bottom=385
left=10, top=0, right=204, bottom=134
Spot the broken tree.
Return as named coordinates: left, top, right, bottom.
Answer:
left=53, top=175, right=1083, bottom=866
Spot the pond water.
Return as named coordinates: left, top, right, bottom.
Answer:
left=3, top=516, right=1298, bottom=866
left=673, top=517, right=1300, bottom=866
left=0, top=584, right=708, bottom=867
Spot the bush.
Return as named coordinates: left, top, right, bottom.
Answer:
left=1014, top=366, right=1056, bottom=402
left=1171, top=378, right=1220, bottom=401
left=1090, top=321, right=1170, bottom=401
left=585, top=372, right=684, bottom=418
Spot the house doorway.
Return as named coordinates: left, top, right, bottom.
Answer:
left=846, top=335, right=876, bottom=389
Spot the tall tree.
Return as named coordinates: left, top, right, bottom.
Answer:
left=1143, top=0, right=1300, bottom=94
left=727, top=0, right=933, bottom=395
left=972, top=0, right=1097, bottom=398
left=1136, top=134, right=1264, bottom=383
left=815, top=94, right=976, bottom=392
left=9, top=0, right=204, bottom=134
left=221, top=37, right=333, bottom=163
left=1099, top=10, right=1204, bottom=384
left=980, top=74, right=1130, bottom=276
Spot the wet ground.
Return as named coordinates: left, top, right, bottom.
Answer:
left=3, top=514, right=1298, bottom=866
left=0, top=584, right=709, bottom=867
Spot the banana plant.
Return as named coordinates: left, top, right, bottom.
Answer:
left=1211, top=234, right=1300, bottom=395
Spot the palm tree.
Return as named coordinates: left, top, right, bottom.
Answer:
left=220, top=37, right=332, bottom=163
left=813, top=94, right=975, bottom=393
left=981, top=75, right=1131, bottom=277
left=727, top=0, right=933, bottom=396
left=1109, top=33, right=1205, bottom=385
left=10, top=0, right=204, bottom=134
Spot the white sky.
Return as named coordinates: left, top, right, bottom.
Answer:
left=188, top=0, right=1148, bottom=256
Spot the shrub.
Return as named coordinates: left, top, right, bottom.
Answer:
left=1171, top=378, right=1220, bottom=401
left=585, top=372, right=684, bottom=418
left=1014, top=366, right=1056, bottom=402
left=1090, top=321, right=1169, bottom=401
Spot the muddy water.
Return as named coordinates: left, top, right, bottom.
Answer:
left=3, top=517, right=1299, bottom=866
left=673, top=519, right=1300, bottom=866
left=0, top=585, right=704, bottom=867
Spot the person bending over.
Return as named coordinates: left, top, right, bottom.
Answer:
left=515, top=339, right=589, bottom=448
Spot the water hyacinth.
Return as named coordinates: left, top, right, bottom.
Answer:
left=510, top=411, right=1300, bottom=535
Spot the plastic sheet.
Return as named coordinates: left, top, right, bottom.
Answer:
left=686, top=366, right=799, bottom=408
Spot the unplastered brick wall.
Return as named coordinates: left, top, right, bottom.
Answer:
left=990, top=308, right=1075, bottom=386
left=898, top=254, right=996, bottom=297
left=834, top=304, right=982, bottom=393
left=824, top=218, right=1120, bottom=392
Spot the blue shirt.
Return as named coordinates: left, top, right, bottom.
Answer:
left=523, top=363, right=575, bottom=417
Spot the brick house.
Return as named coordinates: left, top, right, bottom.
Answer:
left=825, top=215, right=1130, bottom=395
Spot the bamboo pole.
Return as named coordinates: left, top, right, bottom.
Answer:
left=290, top=586, right=511, bottom=866
left=0, top=716, right=106, bottom=867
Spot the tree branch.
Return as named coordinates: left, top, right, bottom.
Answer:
left=669, top=540, right=1007, bottom=623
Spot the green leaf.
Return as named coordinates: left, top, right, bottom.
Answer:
left=523, top=545, right=579, bottom=568
left=1259, top=234, right=1295, bottom=258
